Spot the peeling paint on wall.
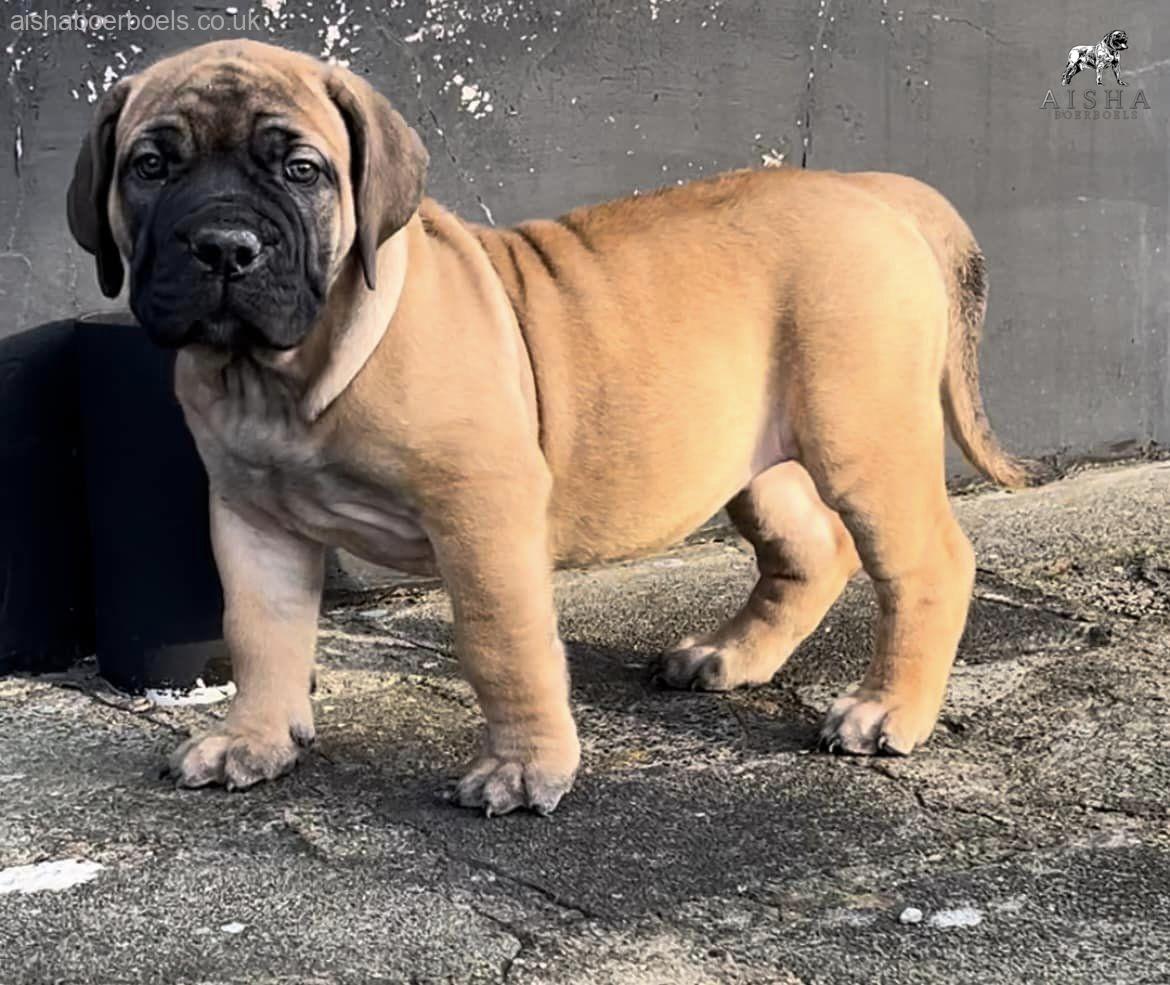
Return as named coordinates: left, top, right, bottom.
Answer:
left=445, top=72, right=493, bottom=119
left=1, top=0, right=1168, bottom=470
left=316, top=0, right=363, bottom=66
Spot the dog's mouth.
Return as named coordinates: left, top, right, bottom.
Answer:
left=140, top=284, right=301, bottom=353
left=133, top=244, right=323, bottom=352
left=187, top=314, right=261, bottom=352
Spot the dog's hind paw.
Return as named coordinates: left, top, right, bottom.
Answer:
left=453, top=755, right=575, bottom=817
left=652, top=643, right=734, bottom=691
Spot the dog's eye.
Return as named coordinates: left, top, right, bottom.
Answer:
left=284, top=158, right=320, bottom=184
left=133, top=151, right=167, bottom=181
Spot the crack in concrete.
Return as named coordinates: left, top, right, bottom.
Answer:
left=913, top=786, right=1013, bottom=828
left=277, top=809, right=530, bottom=983
left=318, top=626, right=455, bottom=661
left=407, top=674, right=478, bottom=711
left=798, top=0, right=835, bottom=168
left=865, top=761, right=1014, bottom=828
left=5, top=25, right=35, bottom=331
left=457, top=900, right=529, bottom=984
left=424, top=106, right=499, bottom=227
left=396, top=815, right=603, bottom=924
left=374, top=23, right=499, bottom=228
left=0, top=250, right=31, bottom=269
left=915, top=11, right=1014, bottom=47
left=1038, top=798, right=1170, bottom=823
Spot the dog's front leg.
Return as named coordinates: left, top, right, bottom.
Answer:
left=1113, top=62, right=1127, bottom=85
left=168, top=496, right=323, bottom=790
left=428, top=471, right=579, bottom=816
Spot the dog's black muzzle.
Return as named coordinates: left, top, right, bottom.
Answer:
left=129, top=165, right=326, bottom=352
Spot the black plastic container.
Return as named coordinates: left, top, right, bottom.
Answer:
left=0, top=321, right=94, bottom=674
left=76, top=313, right=228, bottom=692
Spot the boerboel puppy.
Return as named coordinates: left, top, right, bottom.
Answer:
left=68, top=39, right=1029, bottom=816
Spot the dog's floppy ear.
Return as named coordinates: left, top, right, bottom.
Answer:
left=327, top=69, right=428, bottom=290
left=67, top=78, right=132, bottom=299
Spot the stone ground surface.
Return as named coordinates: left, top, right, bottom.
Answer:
left=2, top=462, right=1170, bottom=985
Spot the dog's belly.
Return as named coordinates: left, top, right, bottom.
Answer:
left=547, top=400, right=794, bottom=565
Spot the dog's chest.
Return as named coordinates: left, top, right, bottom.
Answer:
left=177, top=358, right=435, bottom=572
left=1094, top=43, right=1117, bottom=64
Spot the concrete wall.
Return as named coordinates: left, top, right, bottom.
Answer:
left=3, top=0, right=1169, bottom=463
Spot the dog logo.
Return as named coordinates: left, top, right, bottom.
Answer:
left=1061, top=29, right=1128, bottom=86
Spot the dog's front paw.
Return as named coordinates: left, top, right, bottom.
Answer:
left=818, top=689, right=938, bottom=756
left=166, top=718, right=314, bottom=791
left=454, top=748, right=578, bottom=817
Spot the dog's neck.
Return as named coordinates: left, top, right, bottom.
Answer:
left=251, top=221, right=413, bottom=421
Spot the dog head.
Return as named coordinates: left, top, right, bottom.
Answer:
left=1105, top=30, right=1128, bottom=52
left=67, top=39, right=428, bottom=351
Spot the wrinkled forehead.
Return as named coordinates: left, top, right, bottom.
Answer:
left=120, top=53, right=346, bottom=159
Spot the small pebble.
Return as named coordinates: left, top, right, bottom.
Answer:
left=899, top=906, right=924, bottom=925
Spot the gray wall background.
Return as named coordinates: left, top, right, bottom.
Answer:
left=3, top=0, right=1168, bottom=468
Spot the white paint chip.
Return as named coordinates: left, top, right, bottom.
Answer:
left=145, top=679, right=237, bottom=708
left=899, top=906, right=924, bottom=924
left=0, top=859, right=103, bottom=896
left=220, top=921, right=247, bottom=935
left=929, top=906, right=984, bottom=929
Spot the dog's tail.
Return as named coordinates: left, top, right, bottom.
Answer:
left=940, top=247, right=1038, bottom=489
left=844, top=172, right=1038, bottom=488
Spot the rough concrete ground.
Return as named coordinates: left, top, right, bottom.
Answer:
left=2, top=461, right=1169, bottom=985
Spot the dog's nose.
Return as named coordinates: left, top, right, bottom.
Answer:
left=189, top=227, right=264, bottom=277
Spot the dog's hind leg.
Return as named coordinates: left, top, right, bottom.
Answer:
left=781, top=235, right=975, bottom=756
left=654, top=461, right=860, bottom=691
left=801, top=363, right=975, bottom=757
left=1061, top=61, right=1078, bottom=85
